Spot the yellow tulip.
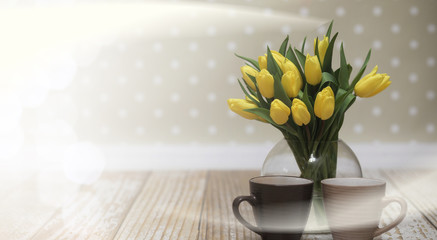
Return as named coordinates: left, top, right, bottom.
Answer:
left=227, top=99, right=259, bottom=120
left=314, top=86, right=335, bottom=120
left=314, top=36, right=329, bottom=65
left=305, top=54, right=322, bottom=85
left=354, top=65, right=392, bottom=98
left=258, top=56, right=267, bottom=70
left=282, top=70, right=302, bottom=98
left=245, top=95, right=259, bottom=103
left=291, top=98, right=311, bottom=126
left=270, top=99, right=291, bottom=125
left=241, top=65, right=258, bottom=91
left=256, top=69, right=275, bottom=98
left=271, top=51, right=300, bottom=74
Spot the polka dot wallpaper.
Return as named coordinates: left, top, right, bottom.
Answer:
left=2, top=0, right=437, bottom=149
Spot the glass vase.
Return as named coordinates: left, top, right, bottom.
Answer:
left=261, top=138, right=363, bottom=233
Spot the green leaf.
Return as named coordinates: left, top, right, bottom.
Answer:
left=266, top=47, right=292, bottom=106
left=235, top=53, right=260, bottom=70
left=294, top=48, right=307, bottom=71
left=237, top=79, right=260, bottom=107
left=350, top=49, right=372, bottom=89
left=244, top=108, right=299, bottom=136
left=266, top=46, right=282, bottom=76
left=338, top=43, right=349, bottom=89
left=322, top=32, right=338, bottom=73
left=301, top=36, right=307, bottom=54
left=326, top=20, right=334, bottom=39
left=279, top=35, right=289, bottom=56
left=314, top=37, right=321, bottom=66
left=318, top=72, right=338, bottom=92
left=301, top=85, right=316, bottom=128
left=286, top=46, right=305, bottom=80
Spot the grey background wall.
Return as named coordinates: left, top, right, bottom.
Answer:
left=1, top=0, right=436, bottom=164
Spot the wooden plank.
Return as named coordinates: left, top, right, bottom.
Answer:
left=382, top=169, right=437, bottom=228
left=366, top=170, right=437, bottom=239
left=198, top=170, right=260, bottom=240
left=113, top=171, right=207, bottom=240
left=30, top=172, right=147, bottom=240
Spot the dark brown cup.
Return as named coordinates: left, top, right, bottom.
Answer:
left=232, top=176, right=313, bottom=240
left=322, top=178, right=407, bottom=240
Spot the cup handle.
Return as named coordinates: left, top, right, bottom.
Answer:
left=374, top=196, right=408, bottom=237
left=232, top=195, right=262, bottom=234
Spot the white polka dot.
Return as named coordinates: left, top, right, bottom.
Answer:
left=99, top=93, right=109, bottom=103
left=100, top=126, right=109, bottom=135
left=170, top=59, right=180, bottom=69
left=154, top=109, right=163, bottom=118
left=409, top=73, right=418, bottom=83
left=281, top=25, right=291, bottom=34
left=135, top=93, right=144, bottom=102
left=153, top=75, right=162, bottom=85
left=353, top=58, right=363, bottom=68
left=263, top=8, right=273, bottom=17
left=391, top=24, right=401, bottom=34
left=207, top=59, right=216, bottom=69
left=244, top=26, right=255, bottom=35
left=171, top=126, right=181, bottom=135
left=118, top=109, right=127, bottom=118
left=409, top=40, right=419, bottom=49
left=153, top=42, right=163, bottom=52
left=228, top=75, right=237, bottom=85
left=189, top=75, right=199, bottom=85
left=170, top=27, right=180, bottom=37
left=245, top=125, right=255, bottom=135
left=390, top=124, right=400, bottom=134
left=426, top=124, right=435, bottom=133
left=135, top=60, right=144, bottom=69
left=117, top=43, right=126, bottom=53
left=227, top=41, right=237, bottom=51
left=117, top=76, right=127, bottom=85
left=353, top=124, right=363, bottom=134
left=427, top=57, right=435, bottom=67
left=373, top=40, right=382, bottom=50
left=409, top=106, right=418, bottom=116
left=207, top=92, right=217, bottom=102
left=426, top=90, right=435, bottom=100
left=428, top=24, right=436, bottom=33
left=373, top=6, right=382, bottom=16
left=391, top=91, right=400, bottom=101
left=336, top=6, right=345, bottom=17
left=299, top=7, right=309, bottom=17
left=189, top=108, right=199, bottom=118
left=410, top=6, right=419, bottom=16
left=208, top=125, right=217, bottom=135
left=264, top=41, right=273, bottom=49
left=353, top=24, right=364, bottom=35
left=135, top=126, right=145, bottom=135
left=390, top=57, right=400, bottom=68
left=189, top=42, right=198, bottom=51
left=372, top=106, right=382, bottom=116
left=171, top=93, right=180, bottom=102
left=206, top=26, right=217, bottom=36
left=317, top=26, right=327, bottom=35
left=226, top=8, right=237, bottom=17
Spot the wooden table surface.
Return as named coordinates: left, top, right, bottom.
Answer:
left=1, top=169, right=436, bottom=239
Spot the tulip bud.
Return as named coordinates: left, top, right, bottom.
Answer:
left=270, top=99, right=291, bottom=125
left=258, top=56, right=267, bottom=70
left=227, top=99, right=259, bottom=120
left=354, top=65, right=392, bottom=98
left=241, top=65, right=258, bottom=91
left=314, top=86, right=335, bottom=120
left=314, top=36, right=329, bottom=65
left=256, top=69, right=275, bottom=98
left=291, top=98, right=311, bottom=126
left=271, top=51, right=301, bottom=74
left=305, top=54, right=322, bottom=86
left=282, top=70, right=302, bottom=98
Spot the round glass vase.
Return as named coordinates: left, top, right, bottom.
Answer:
left=261, top=138, right=363, bottom=234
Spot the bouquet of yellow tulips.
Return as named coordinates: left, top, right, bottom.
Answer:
left=227, top=21, right=391, bottom=190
